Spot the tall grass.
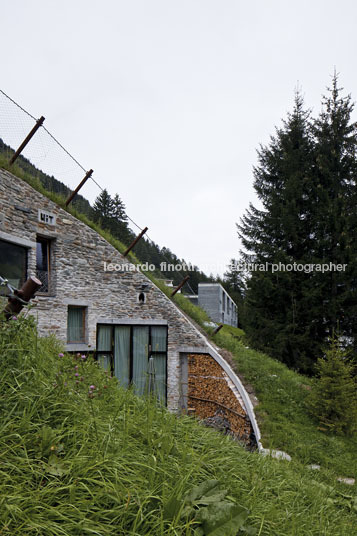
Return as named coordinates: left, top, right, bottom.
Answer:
left=0, top=316, right=356, bottom=535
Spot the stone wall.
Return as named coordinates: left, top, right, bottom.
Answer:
left=0, top=169, right=209, bottom=410
left=0, top=169, right=261, bottom=448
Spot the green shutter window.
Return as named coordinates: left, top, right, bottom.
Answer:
left=67, top=306, right=86, bottom=343
left=96, top=324, right=167, bottom=405
left=97, top=325, right=112, bottom=370
left=114, top=326, right=130, bottom=387
left=152, top=353, right=167, bottom=404
left=151, top=326, right=167, bottom=352
left=132, top=326, right=149, bottom=396
left=150, top=326, right=167, bottom=403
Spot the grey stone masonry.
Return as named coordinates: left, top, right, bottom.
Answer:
left=0, top=169, right=260, bottom=447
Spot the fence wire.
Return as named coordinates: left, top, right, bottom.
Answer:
left=0, top=90, right=92, bottom=195
left=0, top=89, right=198, bottom=296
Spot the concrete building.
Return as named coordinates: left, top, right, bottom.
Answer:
left=0, top=168, right=260, bottom=447
left=188, top=283, right=238, bottom=327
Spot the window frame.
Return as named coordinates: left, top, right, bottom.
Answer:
left=67, top=305, right=87, bottom=344
left=96, top=323, right=168, bottom=404
left=0, top=238, right=28, bottom=292
left=36, top=235, right=52, bottom=294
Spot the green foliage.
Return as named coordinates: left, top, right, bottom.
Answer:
left=214, top=325, right=357, bottom=477
left=1, top=317, right=356, bottom=534
left=0, top=138, right=95, bottom=217
left=307, top=338, right=357, bottom=435
left=92, top=188, right=132, bottom=244
left=238, top=77, right=357, bottom=372
left=163, top=480, right=254, bottom=535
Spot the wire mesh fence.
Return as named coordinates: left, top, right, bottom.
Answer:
left=0, top=89, right=100, bottom=201
left=0, top=89, right=200, bottom=296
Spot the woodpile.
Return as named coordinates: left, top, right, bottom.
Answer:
left=187, top=354, right=253, bottom=446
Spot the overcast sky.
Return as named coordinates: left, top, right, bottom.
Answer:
left=2, top=0, right=357, bottom=276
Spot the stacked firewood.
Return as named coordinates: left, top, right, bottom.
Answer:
left=187, top=354, right=253, bottom=444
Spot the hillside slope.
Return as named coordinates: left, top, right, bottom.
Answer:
left=1, top=316, right=356, bottom=535
left=0, top=153, right=356, bottom=483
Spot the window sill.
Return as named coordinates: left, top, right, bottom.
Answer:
left=65, top=343, right=91, bottom=352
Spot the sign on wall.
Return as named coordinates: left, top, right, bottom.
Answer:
left=38, top=209, right=56, bottom=226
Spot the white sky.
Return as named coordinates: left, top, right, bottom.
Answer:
left=2, top=0, right=357, bottom=275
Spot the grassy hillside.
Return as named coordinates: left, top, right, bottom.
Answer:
left=2, top=151, right=356, bottom=476
left=161, top=295, right=357, bottom=479
left=1, top=154, right=357, bottom=534
left=213, top=326, right=357, bottom=478
left=1, top=315, right=356, bottom=535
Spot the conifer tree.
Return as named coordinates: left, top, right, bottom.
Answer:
left=238, top=93, right=316, bottom=371
left=93, top=189, right=114, bottom=219
left=112, top=193, right=128, bottom=222
left=238, top=77, right=357, bottom=371
left=307, top=337, right=357, bottom=435
left=311, top=75, right=357, bottom=355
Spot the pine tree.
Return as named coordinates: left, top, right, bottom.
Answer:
left=238, top=93, right=317, bottom=371
left=112, top=193, right=128, bottom=222
left=307, top=337, right=357, bottom=436
left=238, top=77, right=357, bottom=371
left=311, top=74, right=357, bottom=356
left=93, top=189, right=114, bottom=220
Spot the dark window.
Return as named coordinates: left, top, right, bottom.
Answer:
left=0, top=239, right=27, bottom=291
left=36, top=237, right=51, bottom=293
left=222, top=292, right=225, bottom=311
left=67, top=306, right=86, bottom=343
left=96, top=324, right=167, bottom=404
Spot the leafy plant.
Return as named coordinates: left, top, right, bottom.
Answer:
left=163, top=480, right=256, bottom=535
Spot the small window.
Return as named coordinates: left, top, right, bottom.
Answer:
left=36, top=237, right=51, bottom=293
left=0, top=239, right=27, bottom=291
left=138, top=292, right=146, bottom=304
left=67, top=306, right=86, bottom=343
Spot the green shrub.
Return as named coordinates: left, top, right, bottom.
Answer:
left=307, top=338, right=357, bottom=436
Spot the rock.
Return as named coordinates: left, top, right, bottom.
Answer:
left=203, top=410, right=231, bottom=435
left=337, top=477, right=355, bottom=486
left=260, top=448, right=292, bottom=461
left=307, top=464, right=321, bottom=470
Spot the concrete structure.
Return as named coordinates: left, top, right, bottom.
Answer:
left=188, top=283, right=238, bottom=327
left=0, top=168, right=260, bottom=448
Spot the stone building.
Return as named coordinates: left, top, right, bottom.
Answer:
left=187, top=283, right=238, bottom=327
left=0, top=168, right=260, bottom=448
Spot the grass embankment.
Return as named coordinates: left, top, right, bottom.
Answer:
left=165, top=295, right=357, bottom=479
left=1, top=157, right=357, bottom=532
left=213, top=326, right=357, bottom=478
left=1, top=316, right=356, bottom=535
